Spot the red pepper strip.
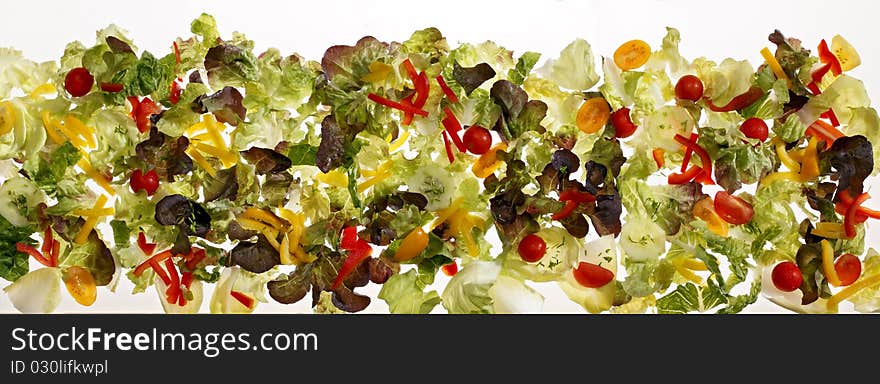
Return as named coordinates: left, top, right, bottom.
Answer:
left=442, top=131, right=455, bottom=163
left=441, top=107, right=467, bottom=152
left=840, top=191, right=880, bottom=220
left=133, top=249, right=174, bottom=276
left=441, top=262, right=458, bottom=276
left=807, top=82, right=822, bottom=96
left=559, top=189, right=596, bottom=204
left=818, top=39, right=842, bottom=76
left=652, top=148, right=665, bottom=168
left=835, top=201, right=869, bottom=224
left=41, top=227, right=53, bottom=254
left=551, top=200, right=579, bottom=221
left=402, top=59, right=419, bottom=82
left=367, top=93, right=429, bottom=117
left=400, top=94, right=415, bottom=126
left=169, top=79, right=183, bottom=105
left=674, top=134, right=714, bottom=185
left=668, top=165, right=704, bottom=185
left=185, top=248, right=206, bottom=271
left=50, top=240, right=60, bottom=268
left=845, top=192, right=870, bottom=238
left=340, top=226, right=360, bottom=251
left=413, top=72, right=430, bottom=108
left=137, top=232, right=156, bottom=255
left=149, top=260, right=171, bottom=286
left=680, top=133, right=699, bottom=172
left=127, top=96, right=141, bottom=120
left=16, top=243, right=53, bottom=267
left=165, top=258, right=181, bottom=305
left=230, top=291, right=255, bottom=309
left=704, top=87, right=764, bottom=112
left=331, top=243, right=372, bottom=290
left=806, top=120, right=845, bottom=145
left=436, top=75, right=459, bottom=103
left=100, top=82, right=124, bottom=93
left=808, top=63, right=833, bottom=96
left=821, top=109, right=841, bottom=127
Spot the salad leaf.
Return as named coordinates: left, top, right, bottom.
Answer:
left=508, top=52, right=540, bottom=86
left=204, top=43, right=259, bottom=88
left=378, top=269, right=442, bottom=314
left=240, top=147, right=292, bottom=175
left=441, top=261, right=500, bottom=314
left=193, top=86, right=246, bottom=125
left=656, top=282, right=727, bottom=314
left=538, top=38, right=599, bottom=91
left=0, top=215, right=35, bottom=282
left=453, top=62, right=496, bottom=96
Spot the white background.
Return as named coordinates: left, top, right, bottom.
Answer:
left=0, top=0, right=878, bottom=313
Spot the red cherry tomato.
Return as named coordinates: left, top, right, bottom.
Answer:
left=611, top=107, right=638, bottom=138
left=130, top=169, right=159, bottom=196
left=834, top=253, right=862, bottom=286
left=462, top=125, right=492, bottom=155
left=131, top=97, right=162, bottom=133
left=674, top=75, right=704, bottom=102
left=517, top=234, right=546, bottom=263
left=739, top=118, right=769, bottom=142
left=441, top=262, right=458, bottom=277
left=572, top=262, right=614, bottom=288
left=64, top=67, right=94, bottom=97
left=771, top=261, right=803, bottom=292
left=713, top=191, right=755, bottom=225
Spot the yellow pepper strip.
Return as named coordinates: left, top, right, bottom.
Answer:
left=202, top=114, right=228, bottom=151
left=760, top=172, right=801, bottom=188
left=261, top=229, right=281, bottom=251
left=64, top=115, right=96, bottom=149
left=388, top=130, right=410, bottom=153
left=360, top=161, right=393, bottom=178
left=76, top=159, right=116, bottom=196
left=72, top=207, right=115, bottom=217
left=191, top=141, right=237, bottom=167
left=55, top=119, right=88, bottom=149
left=448, top=209, right=481, bottom=257
left=28, top=83, right=56, bottom=99
left=761, top=47, right=791, bottom=85
left=821, top=239, right=843, bottom=287
left=237, top=217, right=273, bottom=234
left=472, top=143, right=508, bottom=179
left=788, top=148, right=805, bottom=162
left=357, top=171, right=391, bottom=193
left=294, top=248, right=317, bottom=263
left=241, top=207, right=287, bottom=231
left=0, top=101, right=16, bottom=136
left=279, top=233, right=293, bottom=265
left=431, top=198, right=463, bottom=230
left=682, top=258, right=708, bottom=271
left=826, top=273, right=880, bottom=313
left=674, top=263, right=703, bottom=284
left=74, top=195, right=109, bottom=245
left=360, top=61, right=394, bottom=84
left=41, top=111, right=66, bottom=144
left=773, top=138, right=800, bottom=173
left=187, top=148, right=216, bottom=177
left=316, top=170, right=349, bottom=188
left=799, top=136, right=820, bottom=182
left=185, top=120, right=207, bottom=136
left=812, top=222, right=847, bottom=239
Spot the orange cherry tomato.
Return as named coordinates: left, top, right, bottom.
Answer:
left=614, top=40, right=651, bottom=71
left=576, top=97, right=611, bottom=134
left=63, top=266, right=97, bottom=306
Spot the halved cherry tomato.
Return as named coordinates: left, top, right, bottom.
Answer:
left=834, top=253, right=862, bottom=286
left=517, top=234, right=547, bottom=263
left=771, top=261, right=803, bottom=292
left=576, top=97, right=611, bottom=134
left=64, top=67, right=94, bottom=97
left=713, top=191, right=754, bottom=225
left=675, top=75, right=704, bottom=101
left=572, top=262, right=614, bottom=288
left=611, top=107, right=638, bottom=138
left=613, top=40, right=651, bottom=71
left=739, top=118, right=769, bottom=142
left=131, top=97, right=162, bottom=133
left=393, top=227, right=429, bottom=262
left=130, top=169, right=159, bottom=196
left=63, top=266, right=97, bottom=306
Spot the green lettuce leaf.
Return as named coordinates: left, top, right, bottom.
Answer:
left=657, top=282, right=727, bottom=314
left=378, top=269, right=441, bottom=314
left=0, top=215, right=35, bottom=282
left=538, top=38, right=599, bottom=91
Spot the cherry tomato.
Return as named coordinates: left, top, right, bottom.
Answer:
left=771, top=261, right=803, bottom=292
left=132, top=97, right=162, bottom=133
left=517, top=234, right=546, bottom=263
left=576, top=97, right=611, bottom=134
left=462, top=125, right=492, bottom=155
left=739, top=118, right=769, bottom=142
left=63, top=266, right=97, bottom=306
left=130, top=169, right=159, bottom=196
left=834, top=253, right=862, bottom=286
left=674, top=75, right=704, bottom=101
left=441, top=262, right=458, bottom=277
left=572, top=261, right=614, bottom=288
left=713, top=191, right=755, bottom=225
left=611, top=107, right=638, bottom=138
left=64, top=67, right=94, bottom=97
left=613, top=40, right=651, bottom=71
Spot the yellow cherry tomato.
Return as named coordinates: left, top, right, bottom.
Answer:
left=63, top=266, right=97, bottom=306
left=0, top=101, right=15, bottom=136
left=693, top=197, right=729, bottom=237
left=576, top=97, right=611, bottom=134
left=614, top=40, right=651, bottom=71
left=394, top=227, right=429, bottom=262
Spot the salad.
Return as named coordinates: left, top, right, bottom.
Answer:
left=1, top=14, right=879, bottom=314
